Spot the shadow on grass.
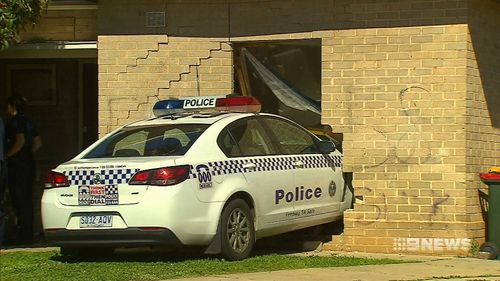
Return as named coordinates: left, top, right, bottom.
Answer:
left=49, top=247, right=208, bottom=263
left=48, top=221, right=345, bottom=263
left=48, top=244, right=305, bottom=264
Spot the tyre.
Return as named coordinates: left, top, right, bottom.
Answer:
left=220, top=199, right=255, bottom=261
left=479, top=242, right=499, bottom=260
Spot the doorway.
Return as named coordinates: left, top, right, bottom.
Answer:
left=233, top=39, right=322, bottom=129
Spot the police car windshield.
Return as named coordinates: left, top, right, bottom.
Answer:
left=83, top=124, right=209, bottom=158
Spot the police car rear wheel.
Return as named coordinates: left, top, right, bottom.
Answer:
left=221, top=199, right=255, bottom=261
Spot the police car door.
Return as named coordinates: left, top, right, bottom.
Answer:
left=261, top=117, right=344, bottom=220
left=218, top=117, right=295, bottom=227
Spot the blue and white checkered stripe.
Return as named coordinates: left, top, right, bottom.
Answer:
left=64, top=169, right=141, bottom=186
left=189, top=155, right=342, bottom=179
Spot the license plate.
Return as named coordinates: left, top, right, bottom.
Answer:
left=79, top=215, right=113, bottom=228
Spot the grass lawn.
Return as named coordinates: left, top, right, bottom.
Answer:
left=0, top=249, right=407, bottom=281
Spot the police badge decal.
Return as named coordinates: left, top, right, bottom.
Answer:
left=328, top=180, right=337, bottom=197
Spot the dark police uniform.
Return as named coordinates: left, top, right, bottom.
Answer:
left=6, top=113, right=38, bottom=243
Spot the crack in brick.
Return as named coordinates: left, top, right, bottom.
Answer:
left=109, top=40, right=231, bottom=127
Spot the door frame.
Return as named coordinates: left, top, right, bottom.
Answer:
left=77, top=58, right=98, bottom=151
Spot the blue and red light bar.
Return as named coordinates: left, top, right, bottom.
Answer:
left=153, top=96, right=261, bottom=117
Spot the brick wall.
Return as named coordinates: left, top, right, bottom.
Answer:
left=97, top=35, right=232, bottom=135
left=321, top=0, right=499, bottom=255
left=20, top=9, right=97, bottom=42
left=96, top=0, right=500, bottom=256
left=322, top=23, right=473, bottom=255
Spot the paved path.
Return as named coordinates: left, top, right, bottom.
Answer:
left=168, top=256, right=500, bottom=281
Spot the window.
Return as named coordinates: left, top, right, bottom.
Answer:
left=84, top=124, right=208, bottom=158
left=218, top=118, right=276, bottom=157
left=262, top=117, right=319, bottom=155
left=7, top=64, right=56, bottom=105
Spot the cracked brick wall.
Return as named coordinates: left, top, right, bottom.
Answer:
left=96, top=0, right=500, bottom=256
left=97, top=35, right=232, bottom=134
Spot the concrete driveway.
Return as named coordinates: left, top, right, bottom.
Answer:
left=168, top=253, right=500, bottom=281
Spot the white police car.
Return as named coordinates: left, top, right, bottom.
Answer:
left=42, top=96, right=352, bottom=260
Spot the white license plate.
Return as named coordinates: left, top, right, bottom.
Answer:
left=79, top=215, right=113, bottom=228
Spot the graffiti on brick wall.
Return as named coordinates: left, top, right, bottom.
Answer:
left=355, top=86, right=451, bottom=224
left=354, top=187, right=387, bottom=225
left=367, top=86, right=434, bottom=169
left=355, top=189, right=451, bottom=225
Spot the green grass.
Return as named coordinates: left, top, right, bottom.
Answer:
left=0, top=250, right=406, bottom=281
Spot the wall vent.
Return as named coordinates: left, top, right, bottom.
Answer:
left=146, top=12, right=166, bottom=27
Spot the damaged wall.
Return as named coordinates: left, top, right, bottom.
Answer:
left=97, top=35, right=232, bottom=134
left=96, top=0, right=500, bottom=255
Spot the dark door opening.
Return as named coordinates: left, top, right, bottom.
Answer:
left=233, top=39, right=322, bottom=128
left=81, top=62, right=98, bottom=149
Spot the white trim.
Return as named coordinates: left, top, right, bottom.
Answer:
left=9, top=41, right=97, bottom=50
left=0, top=42, right=97, bottom=59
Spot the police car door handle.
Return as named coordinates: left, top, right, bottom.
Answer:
left=293, top=160, right=304, bottom=168
left=243, top=163, right=257, bottom=171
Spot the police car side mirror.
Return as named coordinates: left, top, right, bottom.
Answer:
left=318, top=140, right=336, bottom=154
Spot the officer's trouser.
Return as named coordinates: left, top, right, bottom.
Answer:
left=7, top=159, right=33, bottom=243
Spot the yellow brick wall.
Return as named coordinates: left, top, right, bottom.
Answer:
left=322, top=23, right=474, bottom=255
left=20, top=9, right=97, bottom=42
left=96, top=0, right=499, bottom=256
left=97, top=35, right=232, bottom=135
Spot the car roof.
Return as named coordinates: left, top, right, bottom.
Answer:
left=125, top=112, right=259, bottom=127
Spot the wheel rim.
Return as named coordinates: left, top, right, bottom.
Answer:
left=226, top=208, right=251, bottom=253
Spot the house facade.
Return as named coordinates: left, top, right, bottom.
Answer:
left=0, top=0, right=98, bottom=236
left=2, top=0, right=499, bottom=255
left=0, top=0, right=98, bottom=172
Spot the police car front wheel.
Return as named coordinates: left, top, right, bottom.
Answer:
left=220, top=199, right=255, bottom=261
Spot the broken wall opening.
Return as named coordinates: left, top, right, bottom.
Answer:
left=232, top=39, right=350, bottom=243
left=233, top=39, right=343, bottom=148
left=233, top=39, right=322, bottom=128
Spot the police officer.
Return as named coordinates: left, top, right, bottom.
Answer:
left=5, top=96, right=42, bottom=244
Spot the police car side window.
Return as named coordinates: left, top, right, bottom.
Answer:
left=262, top=117, right=319, bottom=155
left=218, top=118, right=277, bottom=157
left=218, top=129, right=242, bottom=157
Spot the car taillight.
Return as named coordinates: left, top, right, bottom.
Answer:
left=129, top=165, right=190, bottom=186
left=45, top=171, right=70, bottom=189
left=129, top=170, right=152, bottom=185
